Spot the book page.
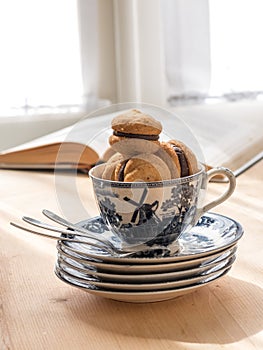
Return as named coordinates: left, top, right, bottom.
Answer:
left=1, top=102, right=262, bottom=175
left=172, top=101, right=263, bottom=173
left=0, top=112, right=116, bottom=155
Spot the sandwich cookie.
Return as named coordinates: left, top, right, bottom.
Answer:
left=157, top=140, right=199, bottom=178
left=100, top=146, right=117, bottom=163
left=168, top=140, right=199, bottom=176
left=101, top=153, right=125, bottom=180
left=109, top=109, right=162, bottom=156
left=103, top=153, right=171, bottom=182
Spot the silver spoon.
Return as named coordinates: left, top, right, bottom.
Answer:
left=21, top=215, right=179, bottom=256
left=10, top=222, right=103, bottom=247
left=41, top=209, right=176, bottom=254
left=23, top=215, right=155, bottom=254
left=22, top=216, right=113, bottom=251
left=10, top=222, right=168, bottom=258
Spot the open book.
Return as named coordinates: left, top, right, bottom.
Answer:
left=0, top=142, right=99, bottom=172
left=0, top=113, right=114, bottom=172
left=0, top=105, right=262, bottom=177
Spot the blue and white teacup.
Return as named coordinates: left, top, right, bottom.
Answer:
left=89, top=163, right=236, bottom=250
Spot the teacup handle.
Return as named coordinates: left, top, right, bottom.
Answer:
left=200, top=167, right=236, bottom=216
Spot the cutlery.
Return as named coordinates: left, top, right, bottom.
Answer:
left=22, top=215, right=113, bottom=250
left=22, top=215, right=157, bottom=254
left=10, top=222, right=172, bottom=258
left=10, top=222, right=103, bottom=247
left=41, top=209, right=179, bottom=255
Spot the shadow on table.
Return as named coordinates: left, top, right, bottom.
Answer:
left=65, top=276, right=263, bottom=345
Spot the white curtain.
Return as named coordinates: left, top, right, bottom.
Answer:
left=162, top=0, right=263, bottom=102
left=113, top=0, right=167, bottom=106
left=2, top=0, right=262, bottom=117
left=162, top=0, right=211, bottom=99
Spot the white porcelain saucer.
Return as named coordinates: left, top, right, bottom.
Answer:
left=57, top=243, right=237, bottom=274
left=57, top=245, right=237, bottom=283
left=60, top=212, right=243, bottom=264
left=54, top=213, right=242, bottom=302
left=55, top=254, right=236, bottom=291
left=54, top=266, right=231, bottom=303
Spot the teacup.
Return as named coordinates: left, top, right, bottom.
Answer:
left=89, top=163, right=236, bottom=249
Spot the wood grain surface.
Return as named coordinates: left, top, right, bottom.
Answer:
left=0, top=161, right=262, bottom=350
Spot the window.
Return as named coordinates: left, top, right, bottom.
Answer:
left=2, top=0, right=263, bottom=115
left=209, top=0, right=263, bottom=97
left=162, top=0, right=263, bottom=104
left=0, top=0, right=100, bottom=116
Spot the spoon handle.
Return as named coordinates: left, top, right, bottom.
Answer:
left=22, top=216, right=108, bottom=246
left=41, top=210, right=176, bottom=256
left=42, top=209, right=115, bottom=249
left=41, top=210, right=154, bottom=252
left=10, top=222, right=111, bottom=251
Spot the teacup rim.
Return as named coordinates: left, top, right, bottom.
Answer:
left=89, top=162, right=206, bottom=187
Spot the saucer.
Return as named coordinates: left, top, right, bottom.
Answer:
left=54, top=266, right=231, bottom=303
left=57, top=243, right=237, bottom=274
left=54, top=212, right=242, bottom=302
left=56, top=254, right=236, bottom=291
left=60, top=212, right=243, bottom=264
left=57, top=246, right=237, bottom=283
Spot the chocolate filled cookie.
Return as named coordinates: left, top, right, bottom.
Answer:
left=101, top=153, right=125, bottom=180
left=103, top=153, right=171, bottom=182
left=168, top=140, right=199, bottom=175
left=157, top=140, right=199, bottom=177
left=109, top=109, right=162, bottom=156
left=100, top=146, right=117, bottom=163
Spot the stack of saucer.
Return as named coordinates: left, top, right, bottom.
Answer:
left=55, top=212, right=243, bottom=303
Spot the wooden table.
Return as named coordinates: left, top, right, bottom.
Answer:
left=1, top=161, right=262, bottom=350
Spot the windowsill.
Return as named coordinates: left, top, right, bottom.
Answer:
left=0, top=100, right=109, bottom=151
left=0, top=98, right=110, bottom=122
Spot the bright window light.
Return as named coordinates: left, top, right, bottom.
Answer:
left=0, top=0, right=83, bottom=114
left=162, top=0, right=263, bottom=103
left=209, top=0, right=263, bottom=95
